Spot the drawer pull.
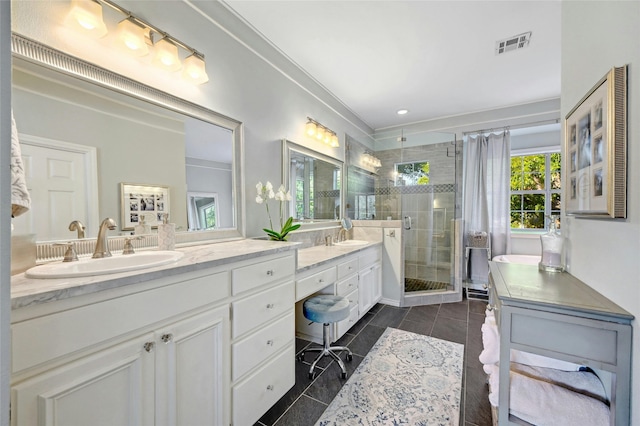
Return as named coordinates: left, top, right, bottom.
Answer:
left=266, top=270, right=274, bottom=276
left=267, top=340, right=274, bottom=346
left=266, top=385, right=274, bottom=391
left=143, top=342, right=155, bottom=353
left=319, top=278, right=324, bottom=283
left=349, top=283, right=354, bottom=287
left=266, top=303, right=275, bottom=309
left=161, top=333, right=173, bottom=344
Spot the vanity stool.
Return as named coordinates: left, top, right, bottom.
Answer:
left=298, top=295, right=353, bottom=379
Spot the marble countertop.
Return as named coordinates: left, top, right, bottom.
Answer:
left=11, top=239, right=299, bottom=310
left=296, top=240, right=382, bottom=272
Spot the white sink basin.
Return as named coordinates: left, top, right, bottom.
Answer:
left=334, top=240, right=370, bottom=246
left=25, top=251, right=185, bottom=279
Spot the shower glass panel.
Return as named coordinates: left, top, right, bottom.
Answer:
left=346, top=132, right=461, bottom=298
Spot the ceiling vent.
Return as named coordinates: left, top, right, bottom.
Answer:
left=495, top=31, right=532, bottom=55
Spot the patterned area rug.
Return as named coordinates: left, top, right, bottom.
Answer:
left=316, top=327, right=464, bottom=426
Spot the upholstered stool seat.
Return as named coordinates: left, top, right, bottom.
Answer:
left=298, top=295, right=353, bottom=379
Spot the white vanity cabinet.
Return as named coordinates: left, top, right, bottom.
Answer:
left=295, top=245, right=382, bottom=343
left=230, top=253, right=296, bottom=426
left=11, top=268, right=231, bottom=426
left=10, top=247, right=299, bottom=426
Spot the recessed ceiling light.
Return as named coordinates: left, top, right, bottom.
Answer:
left=397, top=109, right=409, bottom=115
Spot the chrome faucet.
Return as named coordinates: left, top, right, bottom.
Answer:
left=338, top=228, right=347, bottom=242
left=68, top=220, right=86, bottom=239
left=93, top=218, right=117, bottom=258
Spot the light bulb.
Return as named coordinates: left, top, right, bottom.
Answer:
left=65, top=0, right=108, bottom=38
left=116, top=18, right=149, bottom=56
left=305, top=121, right=316, bottom=137
left=315, top=126, right=325, bottom=141
left=330, top=134, right=339, bottom=147
left=324, top=131, right=331, bottom=144
left=153, top=37, right=182, bottom=72
left=182, top=53, right=209, bottom=84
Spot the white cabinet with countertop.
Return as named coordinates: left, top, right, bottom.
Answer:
left=10, top=239, right=299, bottom=426
left=295, top=243, right=382, bottom=343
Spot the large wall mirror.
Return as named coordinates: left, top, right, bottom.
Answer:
left=282, top=140, right=343, bottom=222
left=10, top=34, right=244, bottom=243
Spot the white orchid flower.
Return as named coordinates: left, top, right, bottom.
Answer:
left=275, top=191, right=284, bottom=201
left=268, top=189, right=275, bottom=199
left=285, top=190, right=292, bottom=201
left=255, top=195, right=264, bottom=204
left=256, top=181, right=263, bottom=192
left=265, top=181, right=273, bottom=192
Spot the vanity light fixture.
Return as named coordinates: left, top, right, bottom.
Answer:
left=115, top=17, right=150, bottom=56
left=153, top=37, right=182, bottom=71
left=64, top=0, right=209, bottom=84
left=182, top=53, right=209, bottom=84
left=362, top=151, right=381, bottom=168
left=65, top=0, right=108, bottom=38
left=305, top=117, right=339, bottom=148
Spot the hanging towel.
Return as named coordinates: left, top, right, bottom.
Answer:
left=10, top=110, right=31, bottom=218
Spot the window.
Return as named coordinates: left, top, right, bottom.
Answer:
left=395, top=161, right=430, bottom=186
left=510, top=151, right=561, bottom=230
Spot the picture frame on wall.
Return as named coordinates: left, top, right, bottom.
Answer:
left=120, top=183, right=170, bottom=230
left=564, top=65, right=627, bottom=218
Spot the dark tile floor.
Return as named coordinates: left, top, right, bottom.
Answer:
left=255, top=298, right=493, bottom=426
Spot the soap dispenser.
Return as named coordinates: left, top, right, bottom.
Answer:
left=157, top=213, right=175, bottom=251
left=134, top=214, right=151, bottom=235
left=539, top=215, right=563, bottom=272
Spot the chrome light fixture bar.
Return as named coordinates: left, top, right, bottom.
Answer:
left=305, top=117, right=339, bottom=148
left=65, top=0, right=209, bottom=84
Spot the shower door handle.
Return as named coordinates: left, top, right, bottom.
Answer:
left=404, top=216, right=412, bottom=230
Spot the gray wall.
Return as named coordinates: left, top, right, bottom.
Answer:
left=561, top=2, right=639, bottom=422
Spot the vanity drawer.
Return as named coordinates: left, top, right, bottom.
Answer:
left=336, top=274, right=358, bottom=296
left=232, top=344, right=295, bottom=426
left=296, top=267, right=337, bottom=301
left=359, top=246, right=381, bottom=269
left=231, top=254, right=295, bottom=295
left=336, top=304, right=360, bottom=338
left=232, top=281, right=294, bottom=339
left=337, top=257, right=358, bottom=279
left=232, top=311, right=294, bottom=381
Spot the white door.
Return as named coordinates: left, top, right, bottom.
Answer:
left=12, top=135, right=98, bottom=241
left=11, top=333, right=156, bottom=426
left=155, top=306, right=229, bottom=426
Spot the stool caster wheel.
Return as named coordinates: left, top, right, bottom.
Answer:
left=297, top=353, right=305, bottom=362
left=341, top=372, right=348, bottom=379
left=308, top=371, right=316, bottom=380
left=346, top=354, right=353, bottom=362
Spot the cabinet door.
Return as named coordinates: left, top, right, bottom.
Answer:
left=372, top=263, right=382, bottom=304
left=155, top=305, right=229, bottom=426
left=12, top=333, right=155, bottom=426
left=358, top=266, right=374, bottom=315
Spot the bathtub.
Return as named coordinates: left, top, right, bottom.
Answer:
left=492, top=254, right=540, bottom=265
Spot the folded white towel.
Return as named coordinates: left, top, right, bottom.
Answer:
left=478, top=320, right=499, bottom=365
left=486, top=364, right=610, bottom=426
left=10, top=111, right=31, bottom=218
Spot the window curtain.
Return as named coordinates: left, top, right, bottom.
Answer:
left=463, top=131, right=511, bottom=282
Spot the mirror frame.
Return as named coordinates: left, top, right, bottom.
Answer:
left=282, top=139, right=344, bottom=225
left=11, top=33, right=245, bottom=244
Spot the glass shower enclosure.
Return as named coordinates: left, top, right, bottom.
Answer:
left=346, top=132, right=462, bottom=306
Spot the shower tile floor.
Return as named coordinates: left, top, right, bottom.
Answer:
left=405, top=277, right=451, bottom=292
left=255, top=297, right=493, bottom=426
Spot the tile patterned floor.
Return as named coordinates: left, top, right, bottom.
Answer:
left=254, top=298, right=493, bottom=426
